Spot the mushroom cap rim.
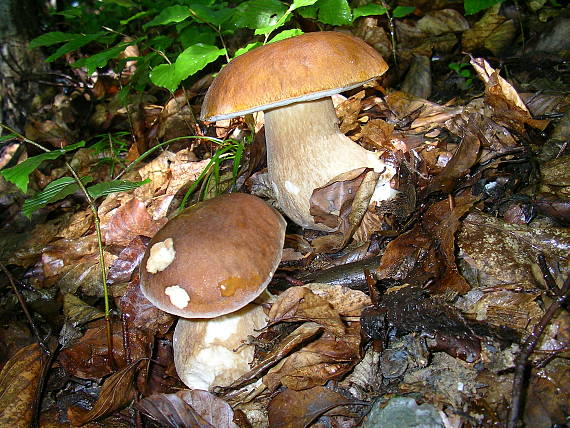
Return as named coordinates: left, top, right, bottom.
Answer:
left=200, top=78, right=378, bottom=122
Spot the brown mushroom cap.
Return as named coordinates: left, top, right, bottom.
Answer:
left=200, top=31, right=388, bottom=121
left=139, top=193, right=286, bottom=318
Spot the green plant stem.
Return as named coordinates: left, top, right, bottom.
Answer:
left=0, top=123, right=114, bottom=367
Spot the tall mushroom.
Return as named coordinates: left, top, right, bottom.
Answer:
left=200, top=31, right=396, bottom=230
left=139, top=193, right=286, bottom=389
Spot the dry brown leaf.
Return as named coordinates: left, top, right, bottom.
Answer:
left=67, top=360, right=141, bottom=426
left=41, top=235, right=99, bottom=279
left=268, top=386, right=360, bottom=428
left=377, top=195, right=474, bottom=293
left=221, top=322, right=322, bottom=393
left=268, top=286, right=345, bottom=337
left=360, top=119, right=395, bottom=151
left=137, top=390, right=238, bottom=428
left=471, top=57, right=549, bottom=132
left=462, top=4, right=506, bottom=53
left=264, top=325, right=361, bottom=391
left=101, top=197, right=163, bottom=246
left=0, top=343, right=43, bottom=428
left=416, top=9, right=469, bottom=36
left=304, top=283, right=372, bottom=317
left=423, top=125, right=480, bottom=195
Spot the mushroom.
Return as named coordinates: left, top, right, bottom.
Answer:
left=200, top=31, right=396, bottom=230
left=139, top=193, right=286, bottom=389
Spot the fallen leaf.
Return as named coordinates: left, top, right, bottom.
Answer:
left=67, top=360, right=142, bottom=426
left=268, top=286, right=345, bottom=337
left=264, top=324, right=361, bottom=391
left=137, top=390, right=238, bottom=428
left=0, top=343, right=43, bottom=427
left=268, top=386, right=362, bottom=428
left=101, top=197, right=162, bottom=246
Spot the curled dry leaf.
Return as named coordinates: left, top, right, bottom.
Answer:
left=268, top=386, right=364, bottom=428
left=268, top=286, right=345, bottom=337
left=137, top=390, right=238, bottom=428
left=221, top=322, right=323, bottom=392
left=303, top=283, right=372, bottom=317
left=422, top=125, right=480, bottom=196
left=101, top=197, right=163, bottom=247
left=0, top=343, right=42, bottom=428
left=377, top=195, right=474, bottom=293
left=67, top=360, right=142, bottom=426
left=470, top=57, right=549, bottom=132
left=264, top=324, right=361, bottom=391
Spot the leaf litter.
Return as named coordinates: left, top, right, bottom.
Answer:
left=1, top=6, right=570, bottom=428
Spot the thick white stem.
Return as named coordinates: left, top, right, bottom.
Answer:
left=264, top=98, right=395, bottom=230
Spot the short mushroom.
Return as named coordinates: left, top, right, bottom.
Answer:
left=139, top=193, right=286, bottom=389
left=140, top=193, right=286, bottom=318
left=200, top=31, right=396, bottom=230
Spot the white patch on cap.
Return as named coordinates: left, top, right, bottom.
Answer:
left=284, top=180, right=300, bottom=195
left=146, top=238, right=176, bottom=274
left=165, top=285, right=190, bottom=309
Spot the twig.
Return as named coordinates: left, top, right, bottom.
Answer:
left=507, top=272, right=570, bottom=428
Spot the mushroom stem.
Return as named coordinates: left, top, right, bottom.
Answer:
left=264, top=97, right=396, bottom=230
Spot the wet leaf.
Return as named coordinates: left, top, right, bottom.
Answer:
left=107, top=235, right=149, bottom=285
left=59, top=318, right=126, bottom=379
left=119, top=275, right=175, bottom=335
left=268, top=386, right=361, bottom=428
left=67, top=360, right=142, bottom=426
left=137, top=390, right=238, bottom=428
left=63, top=293, right=104, bottom=326
left=268, top=286, right=345, bottom=336
left=459, top=211, right=570, bottom=287
left=0, top=343, right=43, bottom=427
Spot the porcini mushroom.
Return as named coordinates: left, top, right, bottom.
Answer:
left=139, top=193, right=285, bottom=389
left=200, top=31, right=396, bottom=230
left=140, top=193, right=286, bottom=318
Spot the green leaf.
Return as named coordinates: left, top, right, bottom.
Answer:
left=143, top=5, right=191, bottom=28
left=188, top=4, right=233, bottom=26
left=45, top=33, right=108, bottom=63
left=0, top=133, right=17, bottom=143
left=393, top=6, right=416, bottom=18
left=292, top=0, right=319, bottom=8
left=0, top=141, right=86, bottom=193
left=73, top=42, right=132, bottom=74
left=231, top=0, right=288, bottom=30
left=87, top=179, right=151, bottom=200
left=120, top=11, right=150, bottom=25
left=315, top=0, right=352, bottom=25
left=297, top=5, right=318, bottom=19
left=150, top=44, right=226, bottom=91
left=22, top=176, right=94, bottom=218
left=464, top=0, right=503, bottom=14
left=29, top=32, right=79, bottom=48
left=51, top=8, right=82, bottom=18
left=268, top=29, right=303, bottom=43
left=178, top=25, right=217, bottom=48
left=175, top=44, right=226, bottom=81
left=233, top=42, right=263, bottom=58
left=352, top=4, right=387, bottom=21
